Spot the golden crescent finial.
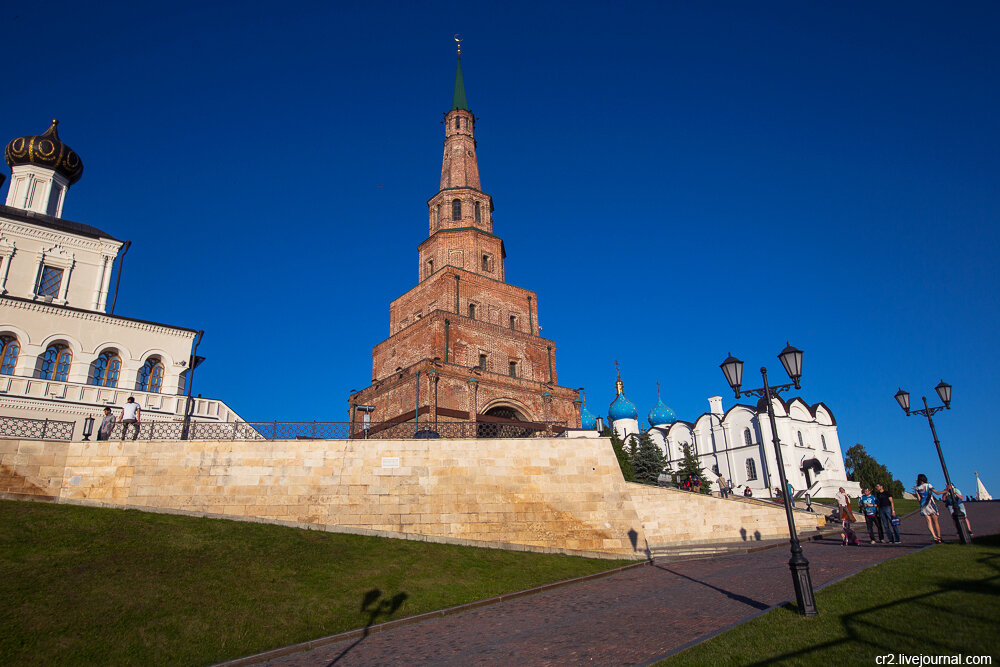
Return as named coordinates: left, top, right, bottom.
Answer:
left=454, top=33, right=462, bottom=55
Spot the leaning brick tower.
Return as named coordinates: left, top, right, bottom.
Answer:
left=349, top=46, right=582, bottom=435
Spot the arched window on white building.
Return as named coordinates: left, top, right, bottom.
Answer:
left=797, top=431, right=805, bottom=447
left=0, top=335, right=19, bottom=375
left=821, top=434, right=828, bottom=450
left=137, top=357, right=164, bottom=393
left=40, top=344, right=72, bottom=381
left=91, top=350, right=121, bottom=388
left=743, top=428, right=753, bottom=446
left=746, top=458, right=758, bottom=481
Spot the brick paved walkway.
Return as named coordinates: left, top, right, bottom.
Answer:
left=241, top=503, right=999, bottom=667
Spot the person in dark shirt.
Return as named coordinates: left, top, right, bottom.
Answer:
left=875, top=483, right=899, bottom=543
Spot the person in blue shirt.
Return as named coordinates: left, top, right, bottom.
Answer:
left=859, top=487, right=884, bottom=543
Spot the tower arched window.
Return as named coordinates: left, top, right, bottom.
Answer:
left=455, top=117, right=460, bottom=130
left=452, top=199, right=461, bottom=220
left=468, top=303, right=476, bottom=319
left=0, top=335, right=19, bottom=375
left=746, top=458, right=758, bottom=480
left=743, top=428, right=752, bottom=446
left=40, top=344, right=72, bottom=381
left=91, top=350, right=121, bottom=388
left=138, top=357, right=164, bottom=393
left=797, top=431, right=804, bottom=447
left=475, top=201, right=481, bottom=223
left=821, top=434, right=828, bottom=451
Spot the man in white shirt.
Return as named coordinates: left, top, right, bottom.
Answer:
left=121, top=397, right=141, bottom=441
left=835, top=487, right=855, bottom=523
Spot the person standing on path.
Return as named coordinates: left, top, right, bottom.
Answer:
left=120, top=397, right=141, bottom=441
left=944, top=484, right=973, bottom=535
left=875, top=483, right=899, bottom=543
left=859, top=487, right=884, bottom=543
left=718, top=475, right=730, bottom=499
left=915, top=473, right=942, bottom=543
left=787, top=481, right=795, bottom=508
left=96, top=407, right=116, bottom=441
left=835, top=487, right=855, bottom=523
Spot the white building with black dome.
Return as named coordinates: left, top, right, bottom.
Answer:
left=1, top=120, right=244, bottom=437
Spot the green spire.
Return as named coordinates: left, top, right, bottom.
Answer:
left=452, top=56, right=469, bottom=110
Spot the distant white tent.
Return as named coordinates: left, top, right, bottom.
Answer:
left=975, top=472, right=993, bottom=501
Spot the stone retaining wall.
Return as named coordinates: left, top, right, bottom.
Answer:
left=0, top=436, right=824, bottom=559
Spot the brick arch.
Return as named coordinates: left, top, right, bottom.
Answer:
left=479, top=398, right=534, bottom=423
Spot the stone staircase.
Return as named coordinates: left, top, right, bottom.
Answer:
left=649, top=524, right=841, bottom=562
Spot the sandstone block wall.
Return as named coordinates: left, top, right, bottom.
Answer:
left=0, top=436, right=824, bottom=559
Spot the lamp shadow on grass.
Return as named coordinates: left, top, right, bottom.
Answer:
left=740, top=536, right=1000, bottom=666
left=327, top=588, right=409, bottom=666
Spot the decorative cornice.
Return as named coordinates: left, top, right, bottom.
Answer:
left=0, top=218, right=122, bottom=255
left=0, top=295, right=198, bottom=338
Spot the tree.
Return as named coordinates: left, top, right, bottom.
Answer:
left=604, top=427, right=634, bottom=482
left=677, top=444, right=712, bottom=494
left=631, top=431, right=668, bottom=485
left=845, top=443, right=905, bottom=497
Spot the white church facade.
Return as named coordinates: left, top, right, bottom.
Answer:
left=584, top=371, right=860, bottom=499
left=1, top=120, right=244, bottom=437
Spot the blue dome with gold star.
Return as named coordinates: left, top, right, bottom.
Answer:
left=609, top=393, right=638, bottom=421
left=648, top=396, right=676, bottom=427
left=580, top=404, right=597, bottom=430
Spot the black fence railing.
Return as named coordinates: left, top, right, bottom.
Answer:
left=0, top=415, right=75, bottom=441
left=105, top=420, right=568, bottom=441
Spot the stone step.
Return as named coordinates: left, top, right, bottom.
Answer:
left=649, top=527, right=841, bottom=562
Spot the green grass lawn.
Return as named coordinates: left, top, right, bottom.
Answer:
left=0, top=500, right=631, bottom=666
left=660, top=534, right=1000, bottom=665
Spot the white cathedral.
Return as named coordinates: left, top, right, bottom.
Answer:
left=581, top=370, right=860, bottom=499
left=0, top=120, right=244, bottom=436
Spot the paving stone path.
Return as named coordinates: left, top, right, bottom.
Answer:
left=243, top=503, right=999, bottom=667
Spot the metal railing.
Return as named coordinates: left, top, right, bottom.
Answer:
left=104, top=420, right=568, bottom=441
left=0, top=415, right=75, bottom=441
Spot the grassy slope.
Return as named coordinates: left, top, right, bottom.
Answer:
left=0, top=500, right=631, bottom=666
left=662, top=534, right=1000, bottom=665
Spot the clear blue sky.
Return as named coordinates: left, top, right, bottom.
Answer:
left=3, top=1, right=997, bottom=495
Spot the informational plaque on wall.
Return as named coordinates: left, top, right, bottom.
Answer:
left=381, top=457, right=400, bottom=469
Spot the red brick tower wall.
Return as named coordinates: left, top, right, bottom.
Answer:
left=351, top=57, right=581, bottom=430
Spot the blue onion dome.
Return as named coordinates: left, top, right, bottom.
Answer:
left=5, top=120, right=83, bottom=185
left=580, top=404, right=597, bottom=430
left=609, top=393, right=638, bottom=421
left=648, top=396, right=676, bottom=428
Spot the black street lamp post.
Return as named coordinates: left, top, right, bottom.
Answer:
left=893, top=381, right=970, bottom=545
left=720, top=343, right=818, bottom=617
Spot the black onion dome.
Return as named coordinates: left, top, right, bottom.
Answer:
left=5, top=120, right=84, bottom=185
